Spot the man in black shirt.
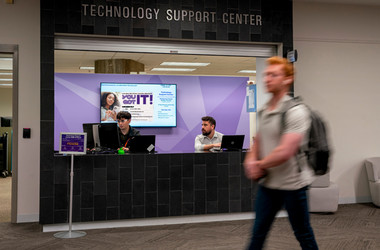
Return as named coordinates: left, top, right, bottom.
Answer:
left=117, top=111, right=140, bottom=151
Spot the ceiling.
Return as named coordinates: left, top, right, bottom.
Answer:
left=0, top=54, right=12, bottom=88
left=54, top=50, right=257, bottom=77
left=1, top=50, right=257, bottom=89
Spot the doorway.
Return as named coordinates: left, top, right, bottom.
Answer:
left=0, top=45, right=18, bottom=223
left=0, top=53, right=12, bottom=222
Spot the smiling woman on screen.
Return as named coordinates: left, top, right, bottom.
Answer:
left=100, top=92, right=120, bottom=121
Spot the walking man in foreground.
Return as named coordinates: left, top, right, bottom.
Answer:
left=244, top=56, right=318, bottom=249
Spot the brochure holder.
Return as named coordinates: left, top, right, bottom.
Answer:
left=54, top=132, right=87, bottom=239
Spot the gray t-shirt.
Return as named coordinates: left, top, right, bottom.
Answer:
left=258, top=95, right=315, bottom=190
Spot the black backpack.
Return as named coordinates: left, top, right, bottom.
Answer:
left=280, top=97, right=331, bottom=175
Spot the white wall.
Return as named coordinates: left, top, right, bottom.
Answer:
left=0, top=88, right=12, bottom=117
left=293, top=2, right=380, bottom=203
left=0, top=1, right=40, bottom=222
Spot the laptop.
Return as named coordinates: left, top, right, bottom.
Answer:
left=128, top=135, right=156, bottom=153
left=220, top=135, right=245, bottom=151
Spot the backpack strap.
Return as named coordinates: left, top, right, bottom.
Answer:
left=258, top=109, right=264, bottom=119
left=279, top=96, right=305, bottom=172
left=279, top=96, right=303, bottom=134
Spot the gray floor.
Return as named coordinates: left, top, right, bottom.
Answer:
left=0, top=176, right=11, bottom=223
left=0, top=203, right=379, bottom=249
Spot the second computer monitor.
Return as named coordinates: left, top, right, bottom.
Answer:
left=82, top=123, right=100, bottom=149
left=98, top=123, right=120, bottom=149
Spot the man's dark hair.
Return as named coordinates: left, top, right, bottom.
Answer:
left=202, top=116, right=216, bottom=128
left=117, top=111, right=131, bottom=120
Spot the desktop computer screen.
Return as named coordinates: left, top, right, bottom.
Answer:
left=82, top=123, right=100, bottom=149
left=0, top=117, right=12, bottom=127
left=98, top=123, right=120, bottom=150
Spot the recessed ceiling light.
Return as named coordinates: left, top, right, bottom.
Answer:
left=161, top=62, right=210, bottom=66
left=79, top=66, right=95, bottom=70
left=0, top=79, right=12, bottom=81
left=0, top=73, right=12, bottom=75
left=0, top=58, right=13, bottom=70
left=151, top=68, right=196, bottom=72
left=0, top=84, right=12, bottom=87
left=238, top=70, right=256, bottom=74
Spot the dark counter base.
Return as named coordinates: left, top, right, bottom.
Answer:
left=40, top=152, right=257, bottom=224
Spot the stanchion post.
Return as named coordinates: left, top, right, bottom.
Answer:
left=54, top=132, right=87, bottom=239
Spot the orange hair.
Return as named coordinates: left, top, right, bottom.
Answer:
left=266, top=56, right=295, bottom=77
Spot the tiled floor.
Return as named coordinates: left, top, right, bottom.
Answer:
left=0, top=203, right=379, bottom=249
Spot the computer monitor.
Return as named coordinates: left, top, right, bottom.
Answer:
left=82, top=123, right=100, bottom=149
left=0, top=117, right=12, bottom=127
left=220, top=135, right=245, bottom=151
left=98, top=122, right=120, bottom=149
left=128, top=135, right=156, bottom=153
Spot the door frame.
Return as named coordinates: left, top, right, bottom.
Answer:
left=0, top=44, right=18, bottom=223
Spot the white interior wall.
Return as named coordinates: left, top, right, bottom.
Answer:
left=0, top=0, right=40, bottom=222
left=293, top=2, right=380, bottom=203
left=0, top=88, right=12, bottom=117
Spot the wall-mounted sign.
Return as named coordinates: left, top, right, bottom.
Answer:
left=66, top=0, right=293, bottom=51
left=81, top=4, right=262, bottom=27
left=287, top=50, right=298, bottom=63
left=246, top=84, right=257, bottom=113
left=59, top=133, right=87, bottom=155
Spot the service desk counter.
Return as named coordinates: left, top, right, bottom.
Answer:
left=40, top=151, right=257, bottom=224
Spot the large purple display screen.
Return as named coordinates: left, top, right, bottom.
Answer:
left=100, top=82, right=177, bottom=127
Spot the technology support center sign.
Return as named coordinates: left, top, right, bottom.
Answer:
left=82, top=4, right=262, bottom=26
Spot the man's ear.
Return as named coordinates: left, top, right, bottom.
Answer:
left=283, top=76, right=293, bottom=86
